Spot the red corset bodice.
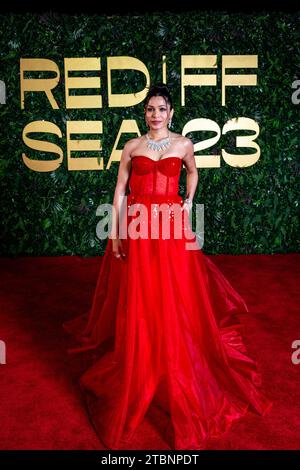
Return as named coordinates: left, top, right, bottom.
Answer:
left=128, top=156, right=183, bottom=197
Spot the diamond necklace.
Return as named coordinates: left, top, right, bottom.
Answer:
left=146, top=130, right=171, bottom=152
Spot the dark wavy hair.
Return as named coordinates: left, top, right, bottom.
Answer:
left=143, top=82, right=173, bottom=111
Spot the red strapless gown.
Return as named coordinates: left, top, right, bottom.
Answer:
left=64, top=156, right=272, bottom=450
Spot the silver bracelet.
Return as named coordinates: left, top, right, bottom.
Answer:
left=184, top=198, right=193, bottom=205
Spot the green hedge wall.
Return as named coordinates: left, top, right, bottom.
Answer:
left=0, top=11, right=299, bottom=256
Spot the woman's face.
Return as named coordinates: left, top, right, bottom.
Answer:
left=144, top=96, right=174, bottom=131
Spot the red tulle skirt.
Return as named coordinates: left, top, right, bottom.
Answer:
left=64, top=194, right=272, bottom=450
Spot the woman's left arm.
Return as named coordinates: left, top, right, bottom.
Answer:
left=182, top=138, right=198, bottom=208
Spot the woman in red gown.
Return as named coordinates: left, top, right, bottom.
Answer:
left=64, top=83, right=272, bottom=450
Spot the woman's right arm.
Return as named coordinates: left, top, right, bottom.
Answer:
left=110, top=140, right=134, bottom=256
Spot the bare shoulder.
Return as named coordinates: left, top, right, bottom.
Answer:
left=179, top=136, right=194, bottom=166
left=170, top=134, right=194, bottom=159
left=171, top=133, right=192, bottom=147
left=119, top=136, right=141, bottom=162
left=181, top=135, right=193, bottom=147
left=124, top=135, right=145, bottom=157
left=170, top=132, right=185, bottom=142
left=182, top=136, right=194, bottom=155
left=124, top=136, right=142, bottom=150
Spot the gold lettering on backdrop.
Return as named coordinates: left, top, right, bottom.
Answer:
left=182, top=118, right=221, bottom=168
left=181, top=55, right=217, bottom=107
left=162, top=55, right=167, bottom=84
left=182, top=117, right=260, bottom=168
left=22, top=121, right=63, bottom=172
left=19, top=55, right=261, bottom=170
left=107, top=56, right=150, bottom=107
left=222, top=55, right=258, bottom=106
left=64, top=58, right=102, bottom=109
left=20, top=58, right=60, bottom=109
left=222, top=117, right=260, bottom=167
left=66, top=121, right=103, bottom=171
left=106, top=120, right=141, bottom=170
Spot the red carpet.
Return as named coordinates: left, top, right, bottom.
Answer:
left=0, top=253, right=299, bottom=450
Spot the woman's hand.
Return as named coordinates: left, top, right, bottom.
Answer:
left=111, top=236, right=126, bottom=260
left=182, top=198, right=193, bottom=214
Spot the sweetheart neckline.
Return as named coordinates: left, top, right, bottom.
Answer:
left=131, top=155, right=183, bottom=163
